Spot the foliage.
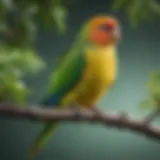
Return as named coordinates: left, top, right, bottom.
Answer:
left=0, top=46, right=45, bottom=104
left=0, top=0, right=69, bottom=47
left=0, top=0, right=70, bottom=104
left=139, top=72, right=160, bottom=110
left=112, top=0, right=160, bottom=27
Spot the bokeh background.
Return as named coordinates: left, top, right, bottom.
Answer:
left=0, top=0, right=160, bottom=160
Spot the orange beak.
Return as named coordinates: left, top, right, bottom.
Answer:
left=112, top=27, right=121, bottom=43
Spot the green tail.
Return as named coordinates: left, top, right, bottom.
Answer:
left=29, top=122, right=59, bottom=160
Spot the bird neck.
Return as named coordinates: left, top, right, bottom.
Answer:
left=85, top=40, right=116, bottom=51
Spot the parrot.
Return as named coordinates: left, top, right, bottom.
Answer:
left=29, top=15, right=121, bottom=159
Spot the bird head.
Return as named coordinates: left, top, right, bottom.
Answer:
left=83, top=16, right=121, bottom=46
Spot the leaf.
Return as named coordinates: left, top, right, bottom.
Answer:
left=149, top=0, right=160, bottom=16
left=0, top=0, right=8, bottom=21
left=36, top=5, right=54, bottom=30
left=111, top=0, right=160, bottom=27
left=0, top=69, right=30, bottom=104
left=126, top=0, right=144, bottom=27
left=8, top=80, right=30, bottom=105
left=148, top=72, right=160, bottom=96
left=0, top=46, right=46, bottom=104
left=138, top=99, right=157, bottom=110
left=112, top=0, right=131, bottom=11
left=10, top=17, right=37, bottom=47
left=0, top=47, right=46, bottom=75
left=0, top=71, right=30, bottom=104
left=52, top=5, right=68, bottom=33
left=6, top=48, right=46, bottom=74
left=0, top=0, right=71, bottom=104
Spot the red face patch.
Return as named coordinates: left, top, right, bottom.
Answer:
left=89, top=30, right=109, bottom=45
left=106, top=18, right=116, bottom=28
left=87, top=16, right=119, bottom=45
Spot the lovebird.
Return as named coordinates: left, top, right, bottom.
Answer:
left=29, top=15, right=121, bottom=159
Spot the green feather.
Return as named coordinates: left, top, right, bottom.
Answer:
left=29, top=26, right=89, bottom=160
left=46, top=19, right=90, bottom=97
left=47, top=39, right=87, bottom=96
left=29, top=122, right=58, bottom=160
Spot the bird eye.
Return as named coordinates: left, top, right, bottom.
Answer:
left=98, top=24, right=113, bottom=31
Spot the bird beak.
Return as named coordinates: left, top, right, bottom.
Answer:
left=112, top=27, right=121, bottom=42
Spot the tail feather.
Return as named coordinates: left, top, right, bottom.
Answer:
left=29, top=122, right=59, bottom=160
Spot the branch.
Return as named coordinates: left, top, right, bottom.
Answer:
left=144, top=109, right=160, bottom=124
left=0, top=104, right=160, bottom=141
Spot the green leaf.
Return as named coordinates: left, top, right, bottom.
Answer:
left=52, top=5, right=68, bottom=33
left=138, top=99, right=157, bottom=110
left=0, top=0, right=8, bottom=21
left=8, top=80, right=30, bottom=105
left=148, top=72, right=160, bottom=97
left=15, top=49, right=46, bottom=74
left=126, top=0, right=142, bottom=27
left=36, top=6, right=54, bottom=30
left=0, top=45, right=46, bottom=104
left=0, top=0, right=72, bottom=104
left=112, top=0, right=131, bottom=11
left=111, top=0, right=160, bottom=27
left=0, top=47, right=46, bottom=75
left=149, top=0, right=160, bottom=16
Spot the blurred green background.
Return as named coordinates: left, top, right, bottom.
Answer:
left=0, top=0, right=160, bottom=160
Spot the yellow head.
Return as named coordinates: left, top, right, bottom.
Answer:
left=84, top=16, right=121, bottom=46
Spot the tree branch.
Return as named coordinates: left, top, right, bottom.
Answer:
left=143, top=109, right=160, bottom=125
left=0, top=104, right=160, bottom=141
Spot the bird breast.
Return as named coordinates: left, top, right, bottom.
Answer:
left=60, top=45, right=117, bottom=107
left=74, top=45, right=117, bottom=106
left=85, top=45, right=117, bottom=85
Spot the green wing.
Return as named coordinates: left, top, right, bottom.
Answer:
left=29, top=40, right=86, bottom=160
left=42, top=39, right=86, bottom=105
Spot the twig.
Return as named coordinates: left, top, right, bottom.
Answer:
left=143, top=109, right=160, bottom=125
left=0, top=104, right=160, bottom=141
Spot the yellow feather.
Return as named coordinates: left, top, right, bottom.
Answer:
left=60, top=44, right=117, bottom=107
